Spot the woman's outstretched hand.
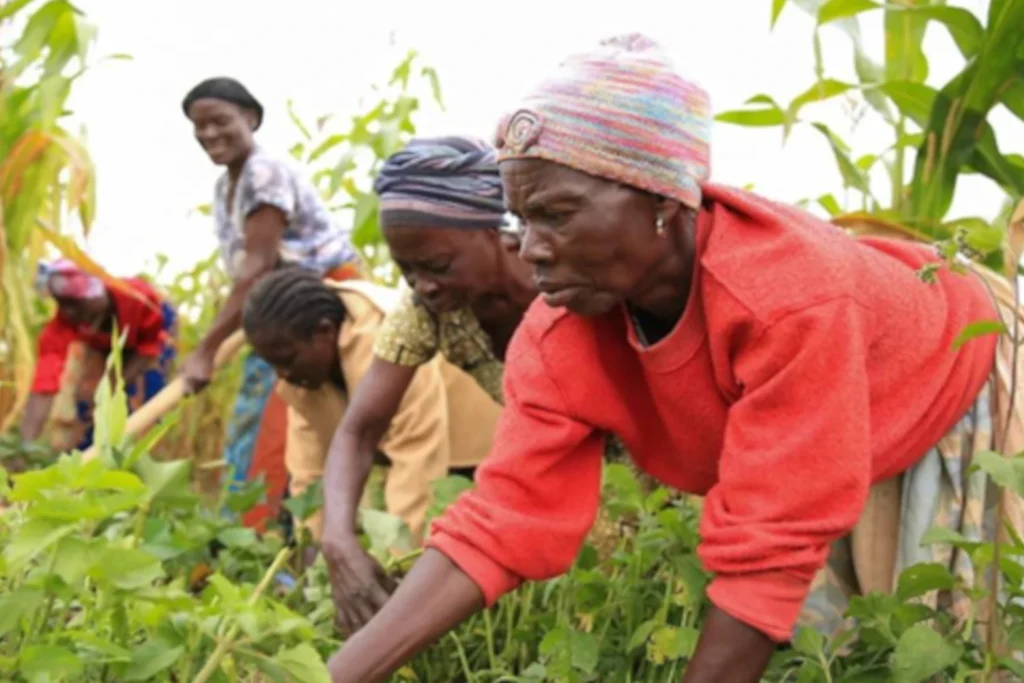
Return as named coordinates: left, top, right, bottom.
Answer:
left=324, top=549, right=485, bottom=683
left=322, top=534, right=397, bottom=636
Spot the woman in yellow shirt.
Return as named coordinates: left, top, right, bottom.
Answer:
left=240, top=267, right=501, bottom=546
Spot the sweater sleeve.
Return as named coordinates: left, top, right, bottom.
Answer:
left=130, top=295, right=166, bottom=358
left=426, top=322, right=605, bottom=606
left=31, top=318, right=77, bottom=394
left=699, top=297, right=873, bottom=643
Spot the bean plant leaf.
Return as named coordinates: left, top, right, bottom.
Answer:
left=792, top=626, right=825, bottom=657
left=895, top=562, right=955, bottom=601
left=647, top=625, right=698, bottom=665
left=4, top=518, right=77, bottom=566
left=628, top=619, right=660, bottom=652
left=135, top=453, right=192, bottom=503
left=20, top=645, right=84, bottom=683
left=123, top=642, right=184, bottom=681
left=951, top=320, right=1008, bottom=350
left=0, top=588, right=44, bottom=637
left=971, top=450, right=1024, bottom=498
left=217, top=526, right=258, bottom=548
left=274, top=643, right=332, bottom=683
left=360, top=508, right=413, bottom=555
left=91, top=547, right=165, bottom=590
left=890, top=624, right=962, bottom=682
left=283, top=478, right=323, bottom=522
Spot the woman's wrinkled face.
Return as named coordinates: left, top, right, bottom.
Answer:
left=187, top=98, right=256, bottom=167
left=500, top=158, right=666, bottom=317
left=56, top=294, right=109, bottom=328
left=382, top=225, right=502, bottom=314
left=249, top=321, right=338, bottom=390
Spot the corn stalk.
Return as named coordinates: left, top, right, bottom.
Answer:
left=0, top=1, right=122, bottom=431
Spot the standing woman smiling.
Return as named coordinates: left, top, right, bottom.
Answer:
left=181, top=77, right=361, bottom=527
left=326, top=35, right=1022, bottom=683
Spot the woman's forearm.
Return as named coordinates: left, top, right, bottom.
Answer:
left=682, top=605, right=776, bottom=683
left=198, top=257, right=274, bottom=355
left=20, top=393, right=55, bottom=442
left=322, top=423, right=380, bottom=540
left=323, top=360, right=417, bottom=540
left=328, top=549, right=484, bottom=682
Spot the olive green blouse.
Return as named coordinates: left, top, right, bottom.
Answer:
left=372, top=289, right=505, bottom=405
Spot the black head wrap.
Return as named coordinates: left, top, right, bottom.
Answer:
left=373, top=136, right=507, bottom=230
left=181, top=77, right=264, bottom=130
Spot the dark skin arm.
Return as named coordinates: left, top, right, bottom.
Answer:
left=327, top=549, right=483, bottom=683
left=180, top=204, right=285, bottom=393
left=322, top=557, right=778, bottom=683
left=682, top=606, right=777, bottom=683
left=321, top=358, right=417, bottom=634
left=19, top=393, right=55, bottom=443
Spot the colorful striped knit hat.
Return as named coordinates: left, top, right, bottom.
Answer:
left=494, top=34, right=711, bottom=210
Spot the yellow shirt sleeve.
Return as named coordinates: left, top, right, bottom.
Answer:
left=283, top=401, right=331, bottom=541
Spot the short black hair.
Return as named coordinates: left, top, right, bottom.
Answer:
left=242, top=267, right=346, bottom=340
left=181, top=77, right=264, bottom=130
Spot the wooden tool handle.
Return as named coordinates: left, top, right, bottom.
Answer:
left=82, top=329, right=249, bottom=461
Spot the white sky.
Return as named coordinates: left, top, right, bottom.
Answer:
left=68, top=0, right=1021, bottom=279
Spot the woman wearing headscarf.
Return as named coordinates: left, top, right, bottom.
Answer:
left=325, top=35, right=1023, bottom=683
left=180, top=77, right=361, bottom=527
left=19, top=259, right=176, bottom=455
left=317, top=135, right=536, bottom=629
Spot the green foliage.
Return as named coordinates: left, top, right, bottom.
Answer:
left=0, top=0, right=105, bottom=430
left=285, top=50, right=444, bottom=286
left=0, top=337, right=337, bottom=682
left=719, top=0, right=1024, bottom=250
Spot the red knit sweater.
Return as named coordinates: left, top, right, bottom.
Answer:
left=427, top=184, right=998, bottom=642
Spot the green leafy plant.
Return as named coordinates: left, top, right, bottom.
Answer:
left=720, top=0, right=1024, bottom=262
left=286, top=49, right=445, bottom=285
left=0, top=335, right=337, bottom=682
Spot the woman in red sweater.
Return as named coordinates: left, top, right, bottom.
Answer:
left=20, top=259, right=175, bottom=454
left=326, top=35, right=1016, bottom=683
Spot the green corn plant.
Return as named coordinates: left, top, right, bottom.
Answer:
left=719, top=0, right=1024, bottom=270
left=286, top=49, right=444, bottom=286
left=0, top=0, right=130, bottom=431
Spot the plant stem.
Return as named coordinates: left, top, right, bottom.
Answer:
left=131, top=501, right=150, bottom=548
left=449, top=632, right=474, bottom=682
left=893, top=115, right=906, bottom=215
left=483, top=608, right=497, bottom=671
left=190, top=547, right=290, bottom=683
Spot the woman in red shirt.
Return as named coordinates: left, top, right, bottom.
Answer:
left=326, top=35, right=1019, bottom=683
left=20, top=259, right=176, bottom=453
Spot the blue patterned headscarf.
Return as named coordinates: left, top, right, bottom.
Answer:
left=373, top=136, right=508, bottom=230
